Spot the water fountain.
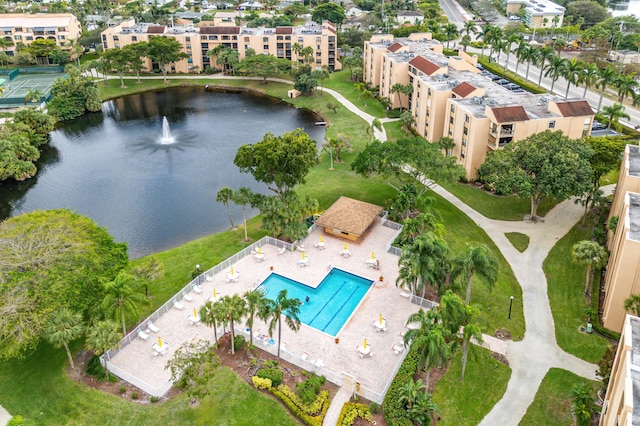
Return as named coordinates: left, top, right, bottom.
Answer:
left=159, top=116, right=175, bottom=145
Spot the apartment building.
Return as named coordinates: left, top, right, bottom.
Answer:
left=101, top=19, right=340, bottom=74
left=364, top=35, right=594, bottom=179
left=0, top=13, right=82, bottom=55
left=600, top=314, right=640, bottom=426
left=504, top=0, right=565, bottom=28
left=602, top=145, right=640, bottom=333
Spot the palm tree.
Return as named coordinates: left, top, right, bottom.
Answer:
left=463, top=20, right=477, bottom=40
left=45, top=308, right=84, bottom=369
left=415, top=323, right=452, bottom=389
left=601, top=103, right=630, bottom=133
left=232, top=187, right=254, bottom=242
left=563, top=58, right=583, bottom=98
left=502, top=34, right=521, bottom=71
left=487, top=27, right=504, bottom=62
left=400, top=110, right=415, bottom=135
left=218, top=295, right=246, bottom=355
left=579, top=63, right=600, bottom=99
left=614, top=73, right=639, bottom=103
left=571, top=240, right=608, bottom=295
left=24, top=88, right=43, bottom=105
left=396, top=232, right=449, bottom=298
left=545, top=56, right=566, bottom=93
left=261, top=289, right=301, bottom=358
left=85, top=320, right=121, bottom=378
left=536, top=46, right=555, bottom=88
left=399, top=378, right=426, bottom=411
left=101, top=271, right=148, bottom=336
left=513, top=42, right=527, bottom=75
left=524, top=45, right=540, bottom=81
left=442, top=23, right=458, bottom=50
left=200, top=300, right=223, bottom=346
left=391, top=83, right=405, bottom=110
left=450, top=244, right=498, bottom=304
left=478, top=24, right=494, bottom=60
left=361, top=89, right=373, bottom=107
left=411, top=390, right=439, bottom=425
left=438, top=136, right=455, bottom=157
left=243, top=290, right=268, bottom=354
left=216, top=187, right=235, bottom=229
left=624, top=294, right=640, bottom=316
left=596, top=66, right=617, bottom=113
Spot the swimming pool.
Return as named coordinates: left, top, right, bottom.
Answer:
left=257, top=269, right=373, bottom=336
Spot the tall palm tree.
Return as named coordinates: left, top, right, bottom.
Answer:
left=536, top=45, right=555, bottom=88
left=243, top=290, right=268, bottom=354
left=502, top=34, right=522, bottom=71
left=396, top=232, right=449, bottom=298
left=450, top=244, right=498, bottom=304
left=391, top=83, right=405, bottom=110
left=545, top=56, right=566, bottom=93
left=478, top=24, right=495, bottom=60
left=216, top=187, right=235, bottom=229
left=614, top=72, right=639, bottom=103
left=513, top=41, right=527, bottom=75
left=524, top=45, right=540, bottom=81
left=101, top=271, right=148, bottom=336
left=261, top=289, right=301, bottom=358
left=596, top=66, right=617, bottom=113
left=563, top=58, right=583, bottom=98
left=601, top=103, right=630, bottom=133
left=442, top=23, right=458, bottom=50
left=414, top=323, right=452, bottom=389
left=232, top=187, right=254, bottom=242
left=487, top=27, right=504, bottom=62
left=579, top=63, right=600, bottom=99
left=45, top=308, right=84, bottom=369
left=463, top=20, right=477, bottom=40
left=85, top=320, right=121, bottom=378
left=200, top=300, right=223, bottom=346
left=571, top=240, right=608, bottom=294
left=218, top=295, right=246, bottom=355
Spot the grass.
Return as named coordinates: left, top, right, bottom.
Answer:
left=0, top=341, right=299, bottom=425
left=433, top=348, right=511, bottom=425
left=383, top=119, right=408, bottom=141
left=520, top=368, right=599, bottom=425
left=433, top=191, right=525, bottom=340
left=543, top=217, right=610, bottom=363
left=438, top=181, right=559, bottom=221
left=505, top=232, right=530, bottom=252
left=322, top=70, right=387, bottom=118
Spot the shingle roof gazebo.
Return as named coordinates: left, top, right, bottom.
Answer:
left=314, top=196, right=383, bottom=241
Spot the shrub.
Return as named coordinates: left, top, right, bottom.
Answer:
left=336, top=402, right=373, bottom=426
left=233, top=335, right=246, bottom=351
left=150, top=396, right=160, bottom=403
left=370, top=402, right=379, bottom=414
left=131, top=392, right=139, bottom=400
left=252, top=376, right=273, bottom=389
left=382, top=344, right=421, bottom=426
left=257, top=368, right=283, bottom=387
left=119, top=386, right=127, bottom=394
left=269, top=384, right=330, bottom=426
left=7, top=416, right=35, bottom=426
left=86, top=355, right=110, bottom=382
left=295, top=373, right=326, bottom=405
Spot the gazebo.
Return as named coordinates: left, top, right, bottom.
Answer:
left=314, top=196, right=383, bottom=241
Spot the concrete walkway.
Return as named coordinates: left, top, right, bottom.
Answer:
left=0, top=405, right=10, bottom=426
left=323, top=385, right=353, bottom=426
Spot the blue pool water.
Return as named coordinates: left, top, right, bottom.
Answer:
left=257, top=269, right=373, bottom=336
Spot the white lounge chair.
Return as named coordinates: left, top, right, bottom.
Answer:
left=193, top=285, right=202, bottom=294
left=174, top=301, right=185, bottom=310
left=277, top=246, right=286, bottom=255
left=301, top=352, right=309, bottom=361
left=314, top=359, right=324, bottom=368
left=392, top=343, right=404, bottom=354
left=137, top=329, right=150, bottom=341
left=183, top=293, right=194, bottom=302
left=148, top=321, right=160, bottom=333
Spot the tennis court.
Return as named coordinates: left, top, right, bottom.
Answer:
left=1, top=73, right=62, bottom=99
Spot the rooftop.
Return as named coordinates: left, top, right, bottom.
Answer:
left=508, top=0, right=565, bottom=14
left=0, top=13, right=77, bottom=28
left=112, top=20, right=334, bottom=36
left=628, top=145, right=640, bottom=178
left=315, top=196, right=383, bottom=237
left=628, top=193, right=640, bottom=241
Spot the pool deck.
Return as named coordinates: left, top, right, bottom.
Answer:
left=108, top=218, right=422, bottom=400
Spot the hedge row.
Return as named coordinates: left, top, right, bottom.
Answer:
left=336, top=402, right=372, bottom=426
left=269, top=386, right=330, bottom=426
left=257, top=368, right=283, bottom=387
left=382, top=345, right=421, bottom=426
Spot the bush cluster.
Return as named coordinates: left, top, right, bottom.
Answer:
left=256, top=368, right=283, bottom=387
left=251, top=376, right=272, bottom=389
left=269, top=385, right=330, bottom=426
left=233, top=335, right=246, bottom=351
left=336, top=402, right=372, bottom=426
left=295, top=373, right=326, bottom=405
left=382, top=345, right=421, bottom=426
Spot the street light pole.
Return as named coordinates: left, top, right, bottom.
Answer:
left=508, top=296, right=514, bottom=319
left=196, top=264, right=201, bottom=285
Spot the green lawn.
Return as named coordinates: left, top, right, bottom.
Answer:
left=383, top=119, right=408, bottom=141
left=322, top=70, right=387, bottom=118
left=505, top=232, right=530, bottom=253
left=520, top=368, right=599, bottom=425
left=438, top=181, right=559, bottom=221
left=433, top=348, right=511, bottom=425
left=544, top=219, right=610, bottom=363
left=0, top=341, right=299, bottom=425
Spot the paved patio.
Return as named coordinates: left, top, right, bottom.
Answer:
left=108, top=218, right=422, bottom=399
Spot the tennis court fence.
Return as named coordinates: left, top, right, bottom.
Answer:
left=0, top=67, right=65, bottom=107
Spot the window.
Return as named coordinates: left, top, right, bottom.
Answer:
left=186, top=37, right=190, bottom=41
left=465, top=114, right=469, bottom=123
left=298, top=37, right=303, bottom=42
left=463, top=127, right=468, bottom=135
left=244, top=37, right=249, bottom=42
left=285, top=36, right=290, bottom=40
left=462, top=139, right=467, bottom=147
left=263, top=37, right=268, bottom=42
left=15, top=27, right=22, bottom=32
left=548, top=120, right=556, bottom=129
left=57, top=35, right=65, bottom=40
left=112, top=36, right=119, bottom=41
left=450, top=105, right=456, bottom=113
left=461, top=150, right=466, bottom=158
left=424, top=130, right=428, bottom=137
left=449, top=117, right=454, bottom=125
left=316, top=37, right=321, bottom=42
left=263, top=45, right=269, bottom=50
left=222, top=36, right=229, bottom=40
left=428, top=88, right=432, bottom=96
left=277, top=36, right=283, bottom=40
left=132, top=36, right=137, bottom=41
left=186, top=44, right=191, bottom=49
left=14, top=35, right=21, bottom=40
left=58, top=27, right=66, bottom=32
left=209, top=35, right=218, bottom=40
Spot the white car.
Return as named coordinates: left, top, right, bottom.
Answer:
left=509, top=16, right=521, bottom=20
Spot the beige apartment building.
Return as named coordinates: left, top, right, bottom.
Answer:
left=0, top=13, right=82, bottom=55
left=504, top=0, right=565, bottom=28
left=101, top=19, right=340, bottom=74
left=602, top=145, right=640, bottom=333
left=600, top=314, right=640, bottom=426
left=364, top=34, right=594, bottom=179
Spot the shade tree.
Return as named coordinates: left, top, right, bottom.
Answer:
left=146, top=36, right=189, bottom=83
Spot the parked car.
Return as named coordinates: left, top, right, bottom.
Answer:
left=506, top=83, right=520, bottom=90
left=511, top=89, right=526, bottom=93
left=496, top=79, right=510, bottom=85
left=592, top=121, right=605, bottom=131
left=489, top=74, right=501, bottom=81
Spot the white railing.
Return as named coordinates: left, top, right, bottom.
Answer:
left=381, top=211, right=403, bottom=257
left=102, top=360, right=173, bottom=397
left=409, top=294, right=440, bottom=311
